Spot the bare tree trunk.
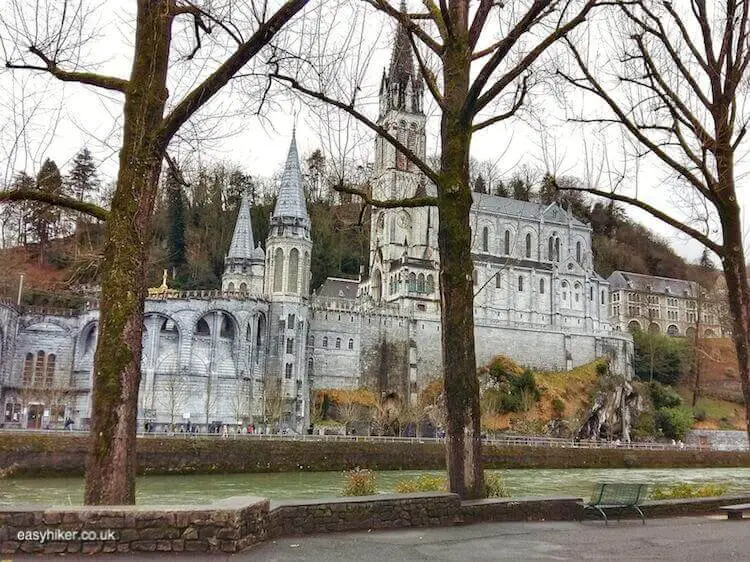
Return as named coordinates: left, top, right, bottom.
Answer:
left=84, top=1, right=172, bottom=505
left=438, top=35, right=483, bottom=499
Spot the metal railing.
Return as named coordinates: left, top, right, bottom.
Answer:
left=0, top=428, right=736, bottom=451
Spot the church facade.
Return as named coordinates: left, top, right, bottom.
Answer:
left=0, top=23, right=633, bottom=432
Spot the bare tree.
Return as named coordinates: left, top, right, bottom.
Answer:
left=263, top=375, right=285, bottom=431
left=156, top=374, right=190, bottom=430
left=227, top=377, right=253, bottom=425
left=270, top=0, right=601, bottom=499
left=335, top=397, right=362, bottom=434
left=558, top=1, right=750, bottom=441
left=0, top=0, right=308, bottom=504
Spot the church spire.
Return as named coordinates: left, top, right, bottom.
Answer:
left=380, top=3, right=424, bottom=116
left=272, top=131, right=309, bottom=223
left=227, top=190, right=256, bottom=260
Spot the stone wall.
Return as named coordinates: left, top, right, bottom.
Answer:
left=4, top=493, right=750, bottom=556
left=0, top=496, right=269, bottom=555
left=686, top=430, right=749, bottom=452
left=266, top=493, right=460, bottom=537
left=3, top=433, right=750, bottom=478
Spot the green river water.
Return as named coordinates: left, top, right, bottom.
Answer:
left=2, top=467, right=750, bottom=506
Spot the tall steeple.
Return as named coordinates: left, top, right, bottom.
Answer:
left=272, top=130, right=309, bottom=225
left=221, top=190, right=265, bottom=294
left=379, top=2, right=424, bottom=116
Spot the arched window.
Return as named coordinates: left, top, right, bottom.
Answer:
left=590, top=286, right=594, bottom=301
left=576, top=241, right=582, bottom=263
left=273, top=248, right=284, bottom=292
left=408, top=272, right=417, bottom=292
left=518, top=275, right=524, bottom=291
left=548, top=237, right=554, bottom=260
left=34, top=350, right=45, bottom=385
left=322, top=336, right=328, bottom=348
left=667, top=325, right=679, bottom=336
left=417, top=273, right=425, bottom=293
left=496, top=273, right=502, bottom=288
left=601, top=290, right=606, bottom=304
left=335, top=337, right=341, bottom=349
left=348, top=338, right=354, bottom=350
left=482, top=226, right=489, bottom=252
left=525, top=233, right=532, bottom=258
left=22, top=352, right=33, bottom=385
left=286, top=338, right=294, bottom=354
left=574, top=282, right=581, bottom=303
left=239, top=282, right=247, bottom=292
left=555, top=238, right=560, bottom=261
left=307, top=356, right=313, bottom=373
left=227, top=282, right=235, bottom=292
left=562, top=281, right=569, bottom=301
left=426, top=274, right=435, bottom=294
left=539, top=278, right=545, bottom=294
left=285, top=363, right=293, bottom=379
left=287, top=248, right=299, bottom=293
left=504, top=230, right=511, bottom=255
left=44, top=354, right=55, bottom=386
left=308, top=335, right=315, bottom=347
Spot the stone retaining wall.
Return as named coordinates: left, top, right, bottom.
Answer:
left=3, top=433, right=750, bottom=477
left=4, top=493, right=750, bottom=556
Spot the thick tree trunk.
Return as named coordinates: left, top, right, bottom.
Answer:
left=437, top=31, right=484, bottom=500
left=84, top=0, right=172, bottom=505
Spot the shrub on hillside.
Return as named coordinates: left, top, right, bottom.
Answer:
left=655, top=406, right=694, bottom=441
left=551, top=396, right=566, bottom=418
left=650, top=382, right=682, bottom=410
left=649, top=483, right=728, bottom=500
left=342, top=467, right=376, bottom=496
left=484, top=472, right=510, bottom=498
left=633, top=330, right=687, bottom=385
left=631, top=412, right=658, bottom=441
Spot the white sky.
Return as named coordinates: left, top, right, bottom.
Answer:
left=1, top=0, right=745, bottom=265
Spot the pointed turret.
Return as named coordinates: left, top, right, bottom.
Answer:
left=227, top=191, right=256, bottom=259
left=272, top=131, right=309, bottom=224
left=380, top=1, right=424, bottom=116
left=221, top=190, right=265, bottom=294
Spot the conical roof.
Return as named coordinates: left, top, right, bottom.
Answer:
left=388, top=1, right=421, bottom=90
left=273, top=131, right=309, bottom=222
left=227, top=191, right=256, bottom=259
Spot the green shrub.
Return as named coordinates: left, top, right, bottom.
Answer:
left=650, top=382, right=682, bottom=410
left=551, top=396, right=566, bottom=418
left=342, top=467, right=376, bottom=496
left=484, top=472, right=510, bottom=498
left=631, top=412, right=658, bottom=441
left=595, top=361, right=609, bottom=377
left=649, top=483, right=728, bottom=500
left=655, top=406, right=694, bottom=440
left=394, top=474, right=446, bottom=493
left=693, top=407, right=707, bottom=422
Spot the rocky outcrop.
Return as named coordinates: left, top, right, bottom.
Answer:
left=576, top=378, right=644, bottom=442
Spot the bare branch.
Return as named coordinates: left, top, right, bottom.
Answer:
left=0, top=189, right=108, bottom=221
left=335, top=183, right=437, bottom=208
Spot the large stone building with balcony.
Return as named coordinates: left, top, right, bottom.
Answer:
left=607, top=271, right=724, bottom=337
left=0, top=18, right=633, bottom=433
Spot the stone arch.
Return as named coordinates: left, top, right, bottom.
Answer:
left=426, top=274, right=435, bottom=294
left=417, top=273, right=425, bottom=293
left=228, top=282, right=235, bottom=292
left=649, top=322, right=660, bottom=334
left=273, top=248, right=284, bottom=292
left=288, top=248, right=299, bottom=294
left=704, top=328, right=715, bottom=337
left=686, top=326, right=695, bottom=337
left=667, top=324, right=679, bottom=336
left=239, top=282, right=247, bottom=292
left=628, top=320, right=642, bottom=332
left=408, top=272, right=417, bottom=292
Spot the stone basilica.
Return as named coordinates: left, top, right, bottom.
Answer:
left=0, top=24, right=633, bottom=432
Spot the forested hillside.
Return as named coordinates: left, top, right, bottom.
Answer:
left=1, top=153, right=716, bottom=308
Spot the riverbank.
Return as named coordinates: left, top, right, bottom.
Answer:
left=3, top=433, right=750, bottom=477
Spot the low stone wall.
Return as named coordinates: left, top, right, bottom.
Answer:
left=0, top=497, right=268, bottom=555
left=267, top=493, right=460, bottom=537
left=3, top=433, right=750, bottom=477
left=3, top=493, right=750, bottom=555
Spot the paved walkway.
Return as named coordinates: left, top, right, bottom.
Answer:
left=16, top=515, right=746, bottom=561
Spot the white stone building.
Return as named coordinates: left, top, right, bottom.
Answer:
left=0, top=20, right=633, bottom=433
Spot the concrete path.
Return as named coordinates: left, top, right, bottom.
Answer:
left=9, top=516, right=750, bottom=561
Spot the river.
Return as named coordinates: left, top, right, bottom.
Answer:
left=2, top=467, right=750, bottom=506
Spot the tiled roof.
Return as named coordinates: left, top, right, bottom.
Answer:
left=273, top=131, right=309, bottom=222
left=316, top=277, right=359, bottom=298
left=607, top=271, right=700, bottom=296
left=471, top=193, right=587, bottom=227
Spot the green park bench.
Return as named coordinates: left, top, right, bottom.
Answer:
left=580, top=483, right=648, bottom=526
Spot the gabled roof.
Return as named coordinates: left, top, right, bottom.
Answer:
left=316, top=277, right=359, bottom=299
left=227, top=191, right=256, bottom=260
left=471, top=193, right=587, bottom=227
left=273, top=131, right=309, bottom=222
left=607, top=270, right=700, bottom=296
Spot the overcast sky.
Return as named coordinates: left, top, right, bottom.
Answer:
left=1, top=0, right=745, bottom=265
